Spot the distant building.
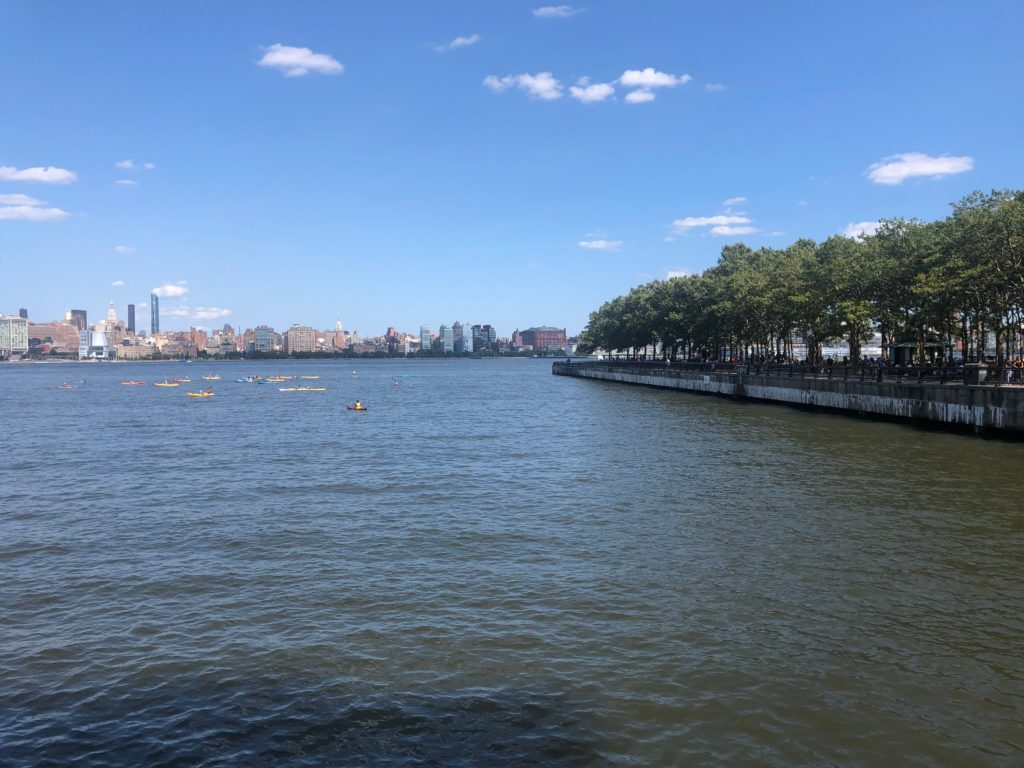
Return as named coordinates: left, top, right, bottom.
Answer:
left=285, top=324, right=316, bottom=354
left=150, top=293, right=160, bottom=334
left=27, top=321, right=80, bottom=351
left=439, top=323, right=454, bottom=353
left=471, top=324, right=496, bottom=352
left=0, top=315, right=30, bottom=357
left=18, top=308, right=28, bottom=319
left=79, top=329, right=114, bottom=359
left=520, top=326, right=567, bottom=351
left=253, top=325, right=275, bottom=353
left=65, top=309, right=87, bottom=331
left=419, top=325, right=431, bottom=352
left=127, top=304, right=136, bottom=334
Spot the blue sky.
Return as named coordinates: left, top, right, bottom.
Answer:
left=2, top=1, right=1022, bottom=336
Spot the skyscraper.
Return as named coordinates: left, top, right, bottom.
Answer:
left=439, top=324, right=454, bottom=353
left=150, top=293, right=160, bottom=334
left=18, top=308, right=28, bottom=319
left=419, top=325, right=431, bottom=352
left=127, top=304, right=136, bottom=334
left=65, top=309, right=87, bottom=331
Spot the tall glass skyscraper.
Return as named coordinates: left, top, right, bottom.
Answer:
left=150, top=293, right=160, bottom=334
left=127, top=304, right=136, bottom=334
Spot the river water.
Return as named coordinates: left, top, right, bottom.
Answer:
left=2, top=359, right=1022, bottom=766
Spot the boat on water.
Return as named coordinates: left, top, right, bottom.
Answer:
left=300, top=375, right=320, bottom=379
left=187, top=391, right=214, bottom=398
left=174, top=378, right=191, bottom=383
left=202, top=375, right=221, bottom=381
left=121, top=380, right=146, bottom=385
left=155, top=381, right=179, bottom=387
left=346, top=402, right=367, bottom=411
left=279, top=386, right=327, bottom=392
left=58, top=383, right=78, bottom=389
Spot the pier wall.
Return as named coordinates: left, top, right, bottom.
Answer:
left=552, top=363, right=1024, bottom=435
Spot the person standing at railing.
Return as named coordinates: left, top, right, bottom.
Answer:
left=876, top=357, right=885, bottom=382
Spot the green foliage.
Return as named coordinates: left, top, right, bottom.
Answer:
left=580, top=190, right=1024, bottom=363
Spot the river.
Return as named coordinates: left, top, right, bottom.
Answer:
left=1, top=359, right=1022, bottom=766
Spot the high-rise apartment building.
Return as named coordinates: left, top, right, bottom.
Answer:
left=127, top=304, right=136, bottom=334
left=150, top=293, right=160, bottom=334
left=0, top=315, right=30, bottom=357
left=419, top=325, right=431, bottom=352
left=472, top=324, right=496, bottom=352
left=18, top=308, right=28, bottom=319
left=439, top=324, right=454, bottom=353
left=253, top=325, right=275, bottom=353
left=284, top=324, right=316, bottom=354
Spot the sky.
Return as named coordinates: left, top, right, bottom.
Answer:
left=2, top=1, right=1023, bottom=336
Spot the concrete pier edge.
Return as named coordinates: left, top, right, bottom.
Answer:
left=553, top=362, right=1024, bottom=438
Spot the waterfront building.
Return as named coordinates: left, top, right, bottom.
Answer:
left=0, top=314, right=30, bottom=358
left=150, top=293, right=160, bottom=334
left=452, top=321, right=464, bottom=352
left=65, top=309, right=87, bottom=331
left=78, top=329, right=114, bottom=359
left=463, top=327, right=474, bottom=354
left=284, top=324, right=316, bottom=354
left=520, top=326, right=568, bottom=351
left=253, top=325, right=275, bottom=353
left=127, top=304, right=135, bottom=334
left=471, top=324, right=496, bottom=353
left=330, top=320, right=347, bottom=351
left=440, top=324, right=454, bottom=353
left=27, top=321, right=81, bottom=351
left=419, top=325, right=431, bottom=352
left=189, top=327, right=208, bottom=353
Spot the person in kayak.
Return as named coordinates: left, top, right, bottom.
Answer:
left=354, top=400, right=362, bottom=409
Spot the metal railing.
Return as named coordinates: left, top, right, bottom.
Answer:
left=556, top=360, right=1024, bottom=386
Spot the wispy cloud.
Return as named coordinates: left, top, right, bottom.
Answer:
left=705, top=83, right=726, bottom=92
left=842, top=220, right=882, bottom=239
left=162, top=306, right=190, bottom=318
left=0, top=193, right=70, bottom=221
left=667, top=269, right=692, bottom=279
left=143, top=162, right=156, bottom=170
left=115, top=159, right=135, bottom=170
left=624, top=89, right=656, bottom=104
left=115, top=179, right=138, bottom=186
left=711, top=225, right=758, bottom=236
left=194, top=307, right=232, bottom=320
left=673, top=214, right=752, bottom=231
left=569, top=77, right=614, bottom=103
left=0, top=165, right=77, bottom=184
left=114, top=245, right=135, bottom=254
left=866, top=152, right=973, bottom=185
left=152, top=283, right=189, bottom=298
left=436, top=34, right=480, bottom=52
left=722, top=196, right=746, bottom=207
left=484, top=72, right=563, bottom=100
left=533, top=5, right=582, bottom=17
left=578, top=239, right=622, bottom=251
left=258, top=43, right=344, bottom=77
left=111, top=280, right=124, bottom=287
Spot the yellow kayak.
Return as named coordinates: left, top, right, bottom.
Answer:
left=187, top=391, right=215, bottom=398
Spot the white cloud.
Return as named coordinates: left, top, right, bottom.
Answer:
left=667, top=269, right=692, bottom=279
left=0, top=165, right=77, bottom=184
left=143, top=162, right=156, bottom=170
left=193, top=307, right=232, bottom=320
left=722, top=196, right=746, bottom=206
left=176, top=280, right=188, bottom=285
left=619, top=68, right=691, bottom=89
left=705, top=83, right=726, bottom=92
left=533, top=5, right=581, bottom=17
left=842, top=220, right=882, bottom=239
left=673, top=214, right=752, bottom=231
left=866, top=152, right=973, bottom=185
left=0, top=205, right=71, bottom=221
left=115, top=159, right=135, bottom=170
left=797, top=200, right=808, bottom=207
left=437, top=34, right=480, bottom=51
left=625, top=89, right=656, bottom=104
left=0, top=193, right=43, bottom=206
left=114, top=245, right=135, bottom=254
left=152, top=283, right=189, bottom=298
left=570, top=78, right=614, bottom=103
left=258, top=43, right=344, bottom=77
left=115, top=179, right=138, bottom=186
left=578, top=239, right=622, bottom=251
left=111, top=280, right=124, bottom=287
left=484, top=72, right=563, bottom=100
left=162, top=306, right=190, bottom=318
left=711, top=225, right=759, bottom=236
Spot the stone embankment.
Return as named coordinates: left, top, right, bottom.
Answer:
left=553, top=361, right=1024, bottom=436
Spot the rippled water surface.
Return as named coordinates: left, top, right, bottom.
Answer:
left=2, top=359, right=1023, bottom=766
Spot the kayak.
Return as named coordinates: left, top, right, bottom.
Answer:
left=279, top=387, right=326, bottom=392
left=174, top=378, right=191, bottom=383
left=58, top=384, right=78, bottom=389
left=155, top=382, right=179, bottom=387
left=346, top=405, right=368, bottom=411
left=301, top=375, right=320, bottom=379
left=187, top=392, right=215, bottom=398
left=121, top=381, right=146, bottom=385
left=202, top=375, right=221, bottom=381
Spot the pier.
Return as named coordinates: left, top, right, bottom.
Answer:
left=553, top=361, right=1024, bottom=436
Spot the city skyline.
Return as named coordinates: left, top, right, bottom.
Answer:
left=2, top=2, right=1024, bottom=334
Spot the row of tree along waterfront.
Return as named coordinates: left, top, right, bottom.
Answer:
left=578, top=190, right=1024, bottom=367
